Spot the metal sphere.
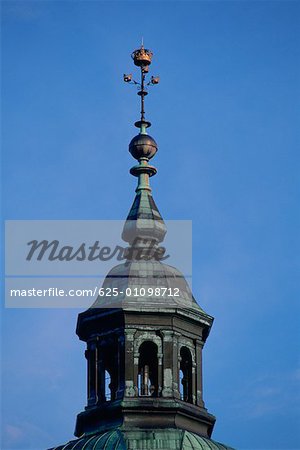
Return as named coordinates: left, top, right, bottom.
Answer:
left=129, top=134, right=158, bottom=160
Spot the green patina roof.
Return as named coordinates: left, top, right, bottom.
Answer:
left=48, top=430, right=125, bottom=450
left=126, top=190, right=163, bottom=222
left=90, top=259, right=212, bottom=325
left=48, top=429, right=235, bottom=450
left=181, top=432, right=234, bottom=450
left=122, top=189, right=167, bottom=245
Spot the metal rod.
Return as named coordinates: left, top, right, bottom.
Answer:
left=140, top=68, right=145, bottom=122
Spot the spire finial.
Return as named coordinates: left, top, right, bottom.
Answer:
left=122, top=45, right=166, bottom=246
left=123, top=43, right=159, bottom=134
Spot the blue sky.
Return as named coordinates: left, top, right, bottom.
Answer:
left=1, top=1, right=300, bottom=449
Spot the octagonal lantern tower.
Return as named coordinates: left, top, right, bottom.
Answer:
left=48, top=45, right=234, bottom=450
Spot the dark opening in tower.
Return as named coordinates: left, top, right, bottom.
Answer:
left=138, top=341, right=158, bottom=397
left=179, top=346, right=193, bottom=403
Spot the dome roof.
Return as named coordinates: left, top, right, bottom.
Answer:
left=48, top=429, right=234, bottom=450
left=91, top=259, right=206, bottom=315
left=48, top=430, right=124, bottom=450
left=181, top=431, right=234, bottom=449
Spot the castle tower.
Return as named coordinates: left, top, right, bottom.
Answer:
left=48, top=45, right=234, bottom=450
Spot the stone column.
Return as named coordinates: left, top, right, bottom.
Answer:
left=124, top=329, right=136, bottom=397
left=85, top=346, right=91, bottom=406
left=195, top=338, right=204, bottom=407
left=97, top=339, right=106, bottom=403
left=116, top=334, right=125, bottom=400
left=133, top=347, right=139, bottom=397
left=157, top=351, right=163, bottom=396
left=173, top=332, right=181, bottom=399
left=86, top=340, right=98, bottom=406
left=192, top=360, right=197, bottom=405
left=161, top=330, right=174, bottom=397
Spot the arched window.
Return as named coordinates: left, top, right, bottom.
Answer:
left=101, top=340, right=118, bottom=402
left=104, top=369, right=112, bottom=401
left=138, top=341, right=158, bottom=397
left=179, top=347, right=193, bottom=403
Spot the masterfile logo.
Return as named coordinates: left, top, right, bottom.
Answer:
left=5, top=220, right=192, bottom=308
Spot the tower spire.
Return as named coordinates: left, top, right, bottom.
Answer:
left=122, top=44, right=165, bottom=245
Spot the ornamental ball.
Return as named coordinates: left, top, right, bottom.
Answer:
left=129, top=134, right=158, bottom=160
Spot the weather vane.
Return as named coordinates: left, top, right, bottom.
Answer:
left=124, top=43, right=159, bottom=133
